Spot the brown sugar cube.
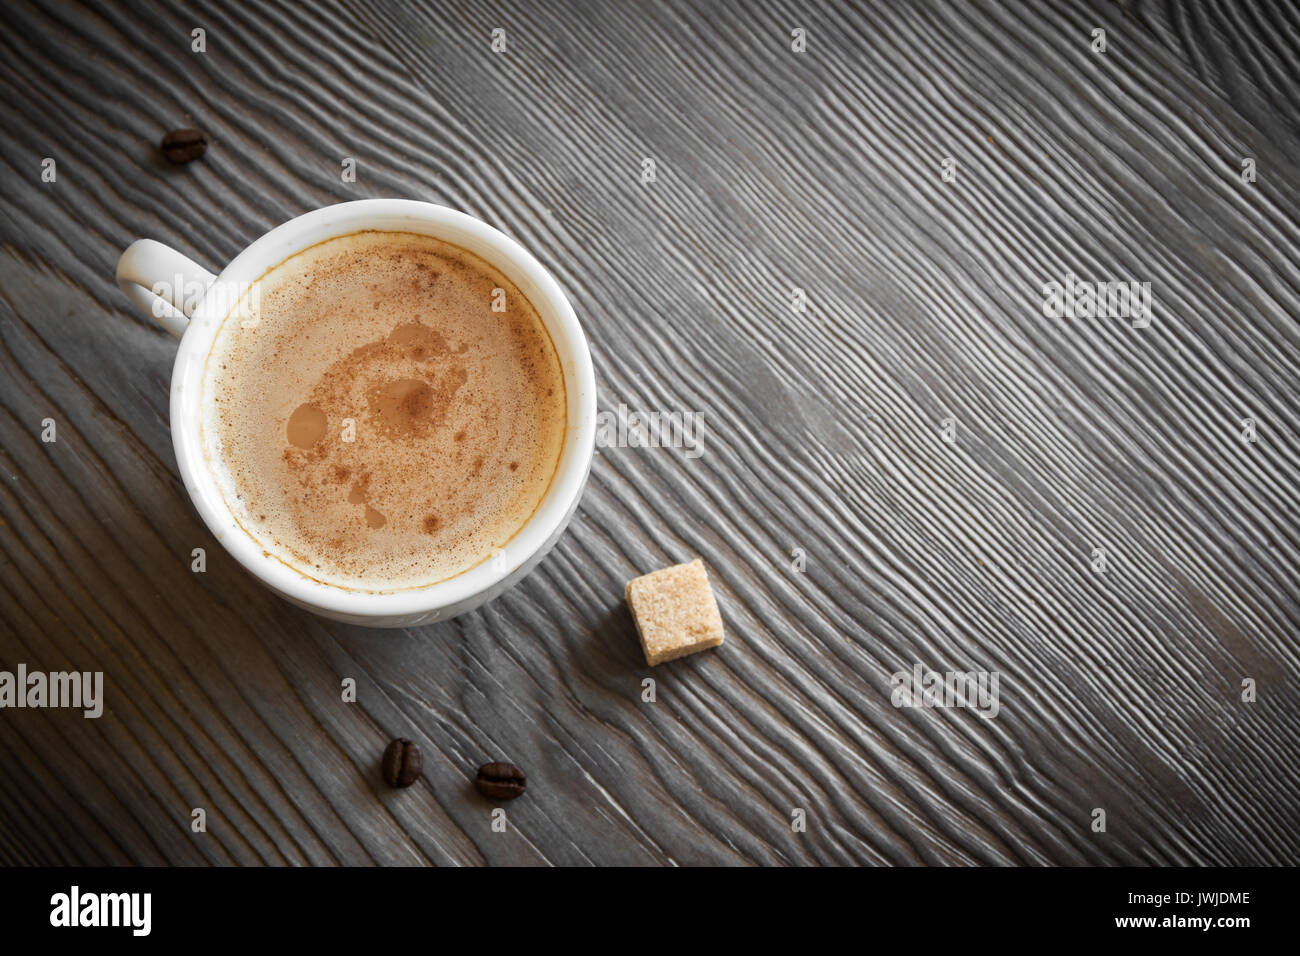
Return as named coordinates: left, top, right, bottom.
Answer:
left=625, top=558, right=725, bottom=666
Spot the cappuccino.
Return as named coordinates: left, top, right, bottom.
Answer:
left=201, top=230, right=566, bottom=592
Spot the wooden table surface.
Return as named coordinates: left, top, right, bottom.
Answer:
left=0, top=0, right=1297, bottom=866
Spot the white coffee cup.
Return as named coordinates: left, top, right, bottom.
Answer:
left=116, top=199, right=596, bottom=627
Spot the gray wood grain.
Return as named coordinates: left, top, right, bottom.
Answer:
left=0, top=0, right=1297, bottom=866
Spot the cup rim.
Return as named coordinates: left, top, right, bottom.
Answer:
left=171, top=199, right=596, bottom=619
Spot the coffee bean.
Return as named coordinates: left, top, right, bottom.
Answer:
left=475, top=761, right=526, bottom=800
left=382, top=738, right=422, bottom=788
left=160, top=128, right=208, bottom=164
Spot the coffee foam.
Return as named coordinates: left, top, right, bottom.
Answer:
left=201, top=230, right=567, bottom=592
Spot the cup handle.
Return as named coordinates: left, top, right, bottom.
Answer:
left=116, top=239, right=218, bottom=338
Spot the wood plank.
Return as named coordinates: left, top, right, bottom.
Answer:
left=0, top=0, right=1296, bottom=865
